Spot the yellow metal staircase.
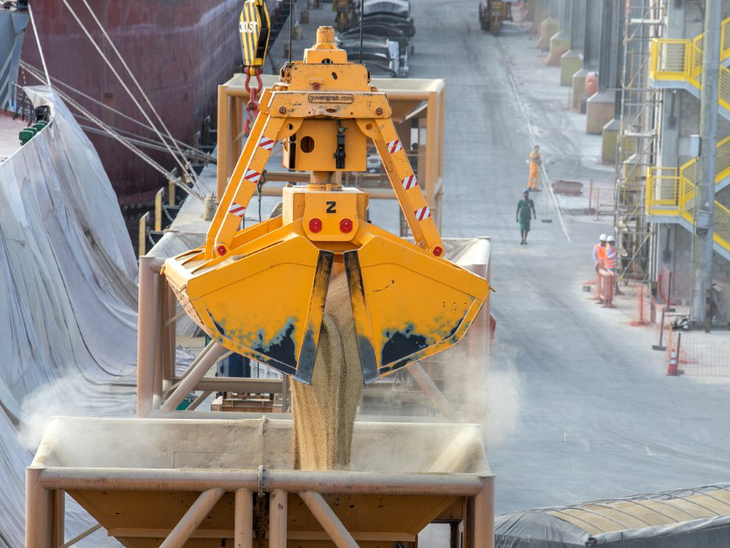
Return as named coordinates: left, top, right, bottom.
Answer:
left=650, top=36, right=730, bottom=118
left=647, top=167, right=730, bottom=260
left=650, top=19, right=730, bottom=191
left=647, top=19, right=730, bottom=261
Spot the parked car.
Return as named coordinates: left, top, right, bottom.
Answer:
left=342, top=22, right=408, bottom=43
left=362, top=59, right=399, bottom=78
left=363, top=0, right=410, bottom=18
left=339, top=37, right=407, bottom=77
left=340, top=29, right=410, bottom=75
left=366, top=153, right=381, bottom=173
left=362, top=13, right=416, bottom=38
left=340, top=24, right=409, bottom=53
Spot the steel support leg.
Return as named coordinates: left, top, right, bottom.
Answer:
left=473, top=478, right=495, bottom=548
left=234, top=489, right=253, bottom=548
left=160, top=488, right=224, bottom=548
left=137, top=256, right=158, bottom=417
left=299, top=491, right=357, bottom=548
left=26, top=467, right=52, bottom=548
left=52, top=490, right=65, bottom=546
left=160, top=343, right=227, bottom=413
left=407, top=362, right=457, bottom=421
left=269, top=489, right=288, bottom=548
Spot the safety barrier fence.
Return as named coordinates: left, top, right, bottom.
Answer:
left=657, top=264, right=673, bottom=307
left=620, top=279, right=730, bottom=377
left=646, top=167, right=730, bottom=257
left=596, top=269, right=615, bottom=308
left=587, top=182, right=615, bottom=217
left=630, top=283, right=655, bottom=326
left=665, top=325, right=730, bottom=376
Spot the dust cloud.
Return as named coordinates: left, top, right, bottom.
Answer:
left=483, top=350, right=522, bottom=447
left=438, top=341, right=522, bottom=449
left=18, top=373, right=89, bottom=451
left=17, top=373, right=133, bottom=454
left=293, top=303, right=523, bottom=474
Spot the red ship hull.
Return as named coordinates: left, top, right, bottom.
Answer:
left=22, top=0, right=272, bottom=203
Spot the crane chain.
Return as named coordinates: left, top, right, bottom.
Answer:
left=243, top=67, right=263, bottom=136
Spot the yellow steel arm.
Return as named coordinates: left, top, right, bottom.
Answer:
left=359, top=118, right=444, bottom=255
left=206, top=104, right=292, bottom=259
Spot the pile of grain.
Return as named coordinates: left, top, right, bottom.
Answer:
left=291, top=273, right=363, bottom=470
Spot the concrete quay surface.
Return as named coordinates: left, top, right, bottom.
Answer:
left=399, top=0, right=730, bottom=515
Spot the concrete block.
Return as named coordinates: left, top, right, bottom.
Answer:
left=560, top=50, right=582, bottom=87
left=586, top=91, right=615, bottom=135
left=572, top=68, right=588, bottom=111
left=602, top=118, right=620, bottom=164
left=547, top=31, right=570, bottom=66
left=528, top=0, right=549, bottom=34
left=537, top=17, right=559, bottom=51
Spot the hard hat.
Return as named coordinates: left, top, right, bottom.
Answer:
left=599, top=234, right=607, bottom=241
left=607, top=235, right=615, bottom=242
left=523, top=188, right=530, bottom=194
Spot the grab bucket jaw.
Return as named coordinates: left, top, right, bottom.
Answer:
left=163, top=221, right=333, bottom=380
left=345, top=227, right=490, bottom=383
left=164, top=222, right=490, bottom=384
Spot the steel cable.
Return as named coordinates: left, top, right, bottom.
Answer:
left=76, top=0, right=200, bottom=186
left=59, top=0, right=200, bottom=190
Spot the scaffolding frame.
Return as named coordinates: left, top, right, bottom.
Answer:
left=614, top=0, right=667, bottom=281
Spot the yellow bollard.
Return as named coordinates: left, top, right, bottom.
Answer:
left=138, top=211, right=150, bottom=257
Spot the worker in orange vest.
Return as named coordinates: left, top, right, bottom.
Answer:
left=593, top=234, right=607, bottom=271
left=528, top=145, right=541, bottom=191
left=605, top=235, right=621, bottom=294
left=604, top=236, right=617, bottom=271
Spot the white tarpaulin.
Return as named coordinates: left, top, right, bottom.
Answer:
left=496, top=485, right=730, bottom=548
left=0, top=86, right=138, bottom=546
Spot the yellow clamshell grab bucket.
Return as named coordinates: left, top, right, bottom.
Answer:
left=162, top=27, right=491, bottom=384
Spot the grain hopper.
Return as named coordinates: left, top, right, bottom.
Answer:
left=27, top=417, right=493, bottom=547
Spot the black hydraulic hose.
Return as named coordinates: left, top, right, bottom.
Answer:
left=359, top=0, right=364, bottom=64
left=288, top=0, right=293, bottom=63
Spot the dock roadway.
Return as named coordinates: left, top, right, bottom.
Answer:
left=405, top=0, right=730, bottom=513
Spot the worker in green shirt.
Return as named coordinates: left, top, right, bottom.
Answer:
left=516, top=189, right=537, bottom=245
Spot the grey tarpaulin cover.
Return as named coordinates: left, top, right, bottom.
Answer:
left=495, top=510, right=590, bottom=547
left=496, top=484, right=730, bottom=548
left=0, top=86, right=139, bottom=546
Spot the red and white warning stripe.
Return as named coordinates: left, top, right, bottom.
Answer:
left=414, top=206, right=431, bottom=221
left=258, top=137, right=275, bottom=151
left=387, top=139, right=403, bottom=154
left=244, top=169, right=261, bottom=183
left=229, top=202, right=246, bottom=218
left=402, top=174, right=418, bottom=190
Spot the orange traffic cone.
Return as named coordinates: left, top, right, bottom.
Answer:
left=667, top=349, right=679, bottom=376
left=667, top=332, right=682, bottom=376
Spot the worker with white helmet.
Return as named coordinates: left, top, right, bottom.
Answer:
left=605, top=236, right=617, bottom=271
left=605, top=235, right=620, bottom=293
left=593, top=234, right=607, bottom=271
